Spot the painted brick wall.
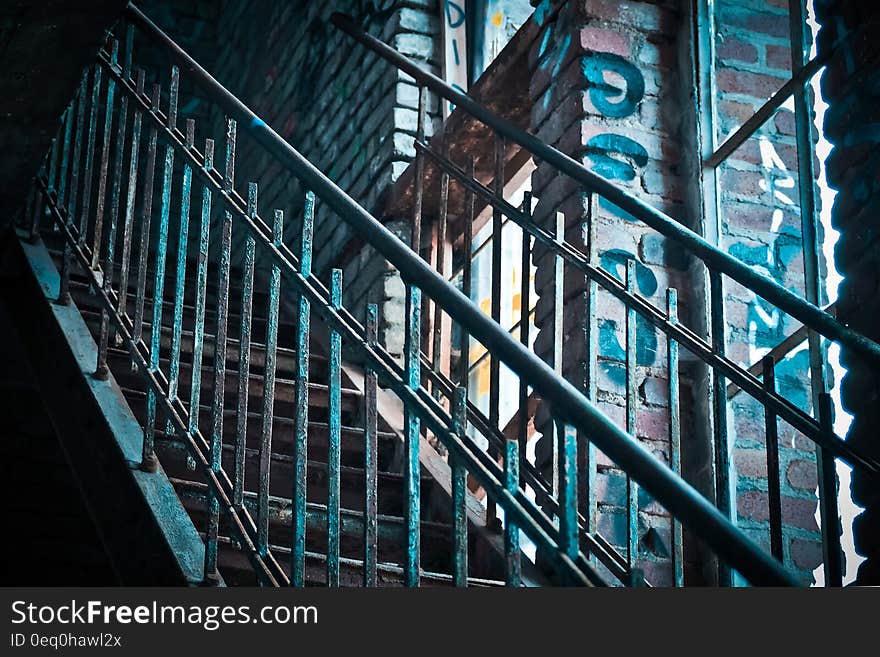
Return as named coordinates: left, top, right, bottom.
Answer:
left=815, top=0, right=880, bottom=585
left=528, top=0, right=690, bottom=586
left=714, top=0, right=823, bottom=584
left=210, top=0, right=442, bottom=357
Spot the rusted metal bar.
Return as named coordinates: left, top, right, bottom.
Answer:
left=327, top=269, right=343, bottom=587
left=364, top=303, right=379, bottom=587
left=116, top=69, right=144, bottom=325
left=91, top=40, right=118, bottom=271
left=143, top=65, right=178, bottom=473
left=97, top=46, right=129, bottom=379
left=401, top=84, right=427, bottom=588
left=291, top=190, right=314, bottom=587
left=235, top=183, right=257, bottom=507
left=47, top=127, right=59, bottom=198
left=57, top=103, right=73, bottom=208
left=710, top=270, right=732, bottom=586
left=431, top=146, right=450, bottom=398
left=205, top=208, right=233, bottom=586
left=167, top=119, right=195, bottom=422
left=668, top=289, right=683, bottom=586
left=451, top=386, right=468, bottom=587
left=459, top=157, right=476, bottom=388
left=67, top=75, right=87, bottom=230
left=625, top=259, right=639, bottom=574
left=505, top=434, right=522, bottom=587
left=817, top=393, right=843, bottom=587
left=487, top=132, right=505, bottom=529
left=518, top=192, right=532, bottom=490
left=258, top=208, right=283, bottom=558
left=763, top=356, right=783, bottom=563
left=189, top=139, right=213, bottom=437
left=579, top=194, right=598, bottom=552
left=79, top=65, right=102, bottom=246
left=132, top=82, right=160, bottom=344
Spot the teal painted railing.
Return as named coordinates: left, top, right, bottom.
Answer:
left=20, top=1, right=835, bottom=586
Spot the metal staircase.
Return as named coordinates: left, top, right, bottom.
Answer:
left=13, top=2, right=879, bottom=586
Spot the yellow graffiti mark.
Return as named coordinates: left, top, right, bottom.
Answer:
left=491, top=11, right=503, bottom=27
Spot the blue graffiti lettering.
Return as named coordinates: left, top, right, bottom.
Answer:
left=582, top=52, right=645, bottom=119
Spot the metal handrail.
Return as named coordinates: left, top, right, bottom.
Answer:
left=329, top=11, right=880, bottom=368
left=125, top=3, right=795, bottom=585
left=413, top=139, right=880, bottom=476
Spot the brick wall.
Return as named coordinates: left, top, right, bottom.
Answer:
left=210, top=0, right=441, bottom=356
left=527, top=0, right=691, bottom=586
left=815, top=0, right=880, bottom=585
left=714, top=0, right=823, bottom=584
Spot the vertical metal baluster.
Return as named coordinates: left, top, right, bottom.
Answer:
left=235, top=184, right=256, bottom=506
left=459, top=157, right=475, bottom=389
left=404, top=282, right=421, bottom=587
left=258, top=208, right=283, bottom=557
left=327, top=269, right=343, bottom=587
left=57, top=104, right=73, bottom=209
left=29, top=183, right=44, bottom=242
left=189, top=139, right=214, bottom=438
left=551, top=211, right=564, bottom=499
left=518, top=192, right=532, bottom=488
left=364, top=303, right=379, bottom=587
left=291, top=190, right=314, bottom=587
left=117, top=70, right=145, bottom=324
left=142, top=66, right=178, bottom=472
left=24, top=185, right=37, bottom=240
left=133, top=82, right=161, bottom=345
left=431, top=144, right=449, bottom=396
left=451, top=386, right=468, bottom=587
left=817, top=393, right=842, bottom=587
left=791, top=0, right=838, bottom=589
left=91, top=40, right=118, bottom=270
left=403, top=85, right=426, bottom=588
left=123, top=23, right=134, bottom=83
left=668, top=289, right=684, bottom=586
left=167, top=120, right=195, bottom=427
left=67, top=75, right=88, bottom=235
left=487, top=132, right=505, bottom=529
left=57, top=95, right=79, bottom=304
left=47, top=131, right=59, bottom=198
left=205, top=209, right=232, bottom=586
left=762, top=355, right=783, bottom=564
left=504, top=436, right=522, bottom=587
left=555, top=211, right=577, bottom=583
left=710, top=270, right=732, bottom=586
left=579, top=193, right=598, bottom=549
left=96, top=45, right=128, bottom=379
left=79, top=65, right=102, bottom=248
left=625, top=259, right=639, bottom=578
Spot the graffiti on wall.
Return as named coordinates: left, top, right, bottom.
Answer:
left=728, top=135, right=811, bottom=411
left=576, top=48, right=659, bottom=387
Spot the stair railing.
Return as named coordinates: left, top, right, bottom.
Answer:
left=24, top=1, right=800, bottom=586
left=330, top=8, right=880, bottom=586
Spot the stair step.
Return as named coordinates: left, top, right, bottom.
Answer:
left=170, top=478, right=460, bottom=576
left=210, top=534, right=502, bottom=587
left=155, top=433, right=428, bottom=516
